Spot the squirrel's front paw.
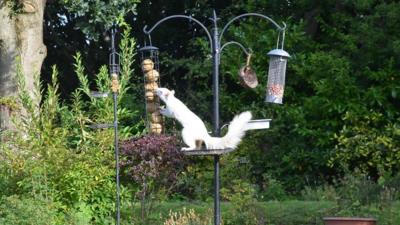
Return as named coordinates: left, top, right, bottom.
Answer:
left=159, top=106, right=174, bottom=118
left=159, top=106, right=167, bottom=115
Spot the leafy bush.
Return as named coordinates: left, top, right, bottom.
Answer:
left=0, top=195, right=63, bottom=225
left=259, top=173, right=287, bottom=201
left=221, top=180, right=265, bottom=225
left=301, top=184, right=338, bottom=202
left=332, top=171, right=399, bottom=218
left=301, top=171, right=400, bottom=222
left=120, top=134, right=185, bottom=224
left=0, top=26, right=140, bottom=224
left=331, top=111, right=400, bottom=176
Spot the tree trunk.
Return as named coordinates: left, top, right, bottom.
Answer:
left=0, top=0, right=47, bottom=131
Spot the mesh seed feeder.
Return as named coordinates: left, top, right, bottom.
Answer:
left=109, top=27, right=121, bottom=93
left=265, top=30, right=290, bottom=104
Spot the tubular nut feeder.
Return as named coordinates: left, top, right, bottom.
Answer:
left=141, top=10, right=290, bottom=225
left=265, top=49, right=290, bottom=104
left=139, top=46, right=163, bottom=134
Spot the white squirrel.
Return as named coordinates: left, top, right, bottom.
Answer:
left=155, top=87, right=252, bottom=150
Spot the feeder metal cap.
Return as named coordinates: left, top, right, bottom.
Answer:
left=267, top=49, right=291, bottom=58
left=139, top=45, right=159, bottom=52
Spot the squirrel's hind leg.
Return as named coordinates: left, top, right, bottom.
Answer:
left=181, top=127, right=197, bottom=151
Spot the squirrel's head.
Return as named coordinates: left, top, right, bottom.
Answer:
left=156, top=87, right=175, bottom=102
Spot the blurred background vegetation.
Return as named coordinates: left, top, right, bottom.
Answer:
left=1, top=0, right=400, bottom=224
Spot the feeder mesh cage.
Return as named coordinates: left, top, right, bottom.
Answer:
left=139, top=46, right=163, bottom=134
left=266, top=56, right=288, bottom=104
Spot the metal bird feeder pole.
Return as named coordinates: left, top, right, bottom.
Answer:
left=142, top=10, right=289, bottom=225
left=109, top=25, right=121, bottom=225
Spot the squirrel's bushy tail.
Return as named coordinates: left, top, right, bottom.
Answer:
left=206, top=111, right=252, bottom=149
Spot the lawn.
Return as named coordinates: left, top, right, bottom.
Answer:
left=122, top=200, right=400, bottom=225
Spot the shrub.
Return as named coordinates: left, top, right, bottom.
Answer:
left=120, top=134, right=185, bottom=224
left=0, top=195, right=63, bottom=225
left=259, top=173, right=288, bottom=201
left=331, top=111, right=400, bottom=177
left=301, top=184, right=338, bottom=202
left=163, top=208, right=212, bottom=225
left=221, top=179, right=265, bottom=225
left=0, top=26, right=140, bottom=224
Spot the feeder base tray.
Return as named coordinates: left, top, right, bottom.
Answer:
left=182, top=148, right=235, bottom=156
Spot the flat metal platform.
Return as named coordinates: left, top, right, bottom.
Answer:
left=181, top=148, right=235, bottom=156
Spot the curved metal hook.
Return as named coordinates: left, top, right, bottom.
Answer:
left=219, top=13, right=286, bottom=43
left=281, top=22, right=287, bottom=30
left=142, top=15, right=213, bottom=50
left=143, top=25, right=149, bottom=34
left=220, top=41, right=251, bottom=55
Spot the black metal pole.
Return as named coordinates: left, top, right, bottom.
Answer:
left=211, top=10, right=221, bottom=225
left=110, top=26, right=121, bottom=225
left=113, top=92, right=120, bottom=225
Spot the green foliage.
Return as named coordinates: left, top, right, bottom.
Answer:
left=332, top=171, right=399, bottom=217
left=301, top=185, right=338, bottom=202
left=150, top=0, right=400, bottom=193
left=174, top=157, right=215, bottom=201
left=0, top=26, right=140, bottom=224
left=259, top=174, right=287, bottom=201
left=126, top=200, right=338, bottom=225
left=163, top=208, right=212, bottom=225
left=119, top=199, right=400, bottom=225
left=221, top=180, right=265, bottom=225
left=0, top=96, right=19, bottom=111
left=0, top=195, right=63, bottom=225
left=301, top=171, right=400, bottom=222
left=3, top=0, right=23, bottom=17
left=331, top=111, right=400, bottom=176
left=62, top=0, right=140, bottom=40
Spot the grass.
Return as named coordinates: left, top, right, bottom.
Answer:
left=120, top=200, right=400, bottom=225
left=122, top=200, right=336, bottom=224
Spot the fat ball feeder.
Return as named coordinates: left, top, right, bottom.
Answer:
left=139, top=46, right=163, bottom=134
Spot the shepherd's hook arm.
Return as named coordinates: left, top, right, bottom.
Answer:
left=143, top=15, right=213, bottom=50
left=219, top=13, right=286, bottom=43
left=220, top=41, right=252, bottom=56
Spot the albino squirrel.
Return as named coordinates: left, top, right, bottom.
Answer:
left=156, top=87, right=252, bottom=150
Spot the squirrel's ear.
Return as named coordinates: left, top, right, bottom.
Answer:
left=170, top=90, right=175, bottom=96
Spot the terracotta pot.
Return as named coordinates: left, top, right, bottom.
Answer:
left=323, top=217, right=376, bottom=225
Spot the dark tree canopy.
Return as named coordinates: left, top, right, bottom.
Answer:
left=41, top=0, right=400, bottom=191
